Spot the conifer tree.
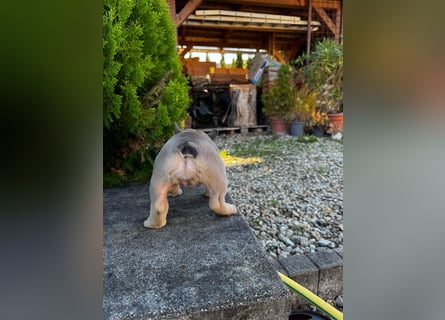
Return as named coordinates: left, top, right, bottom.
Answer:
left=103, top=0, right=190, bottom=184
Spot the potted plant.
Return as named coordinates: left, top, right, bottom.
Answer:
left=261, top=65, right=292, bottom=134
left=261, top=64, right=313, bottom=135
left=307, top=106, right=328, bottom=137
left=295, top=38, right=343, bottom=133
left=283, top=84, right=316, bottom=136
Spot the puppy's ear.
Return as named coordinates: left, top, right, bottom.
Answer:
left=207, top=130, right=218, bottom=140
left=173, top=122, right=182, bottom=134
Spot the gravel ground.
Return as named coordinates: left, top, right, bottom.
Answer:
left=214, top=133, right=343, bottom=260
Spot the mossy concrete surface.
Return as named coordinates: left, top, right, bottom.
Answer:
left=104, top=183, right=293, bottom=320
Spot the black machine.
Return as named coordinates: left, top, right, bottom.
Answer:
left=189, top=83, right=232, bottom=128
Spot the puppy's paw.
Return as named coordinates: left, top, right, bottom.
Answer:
left=168, top=185, right=182, bottom=197
left=168, top=189, right=182, bottom=197
left=216, top=203, right=237, bottom=216
left=226, top=203, right=237, bottom=215
left=143, top=218, right=166, bottom=229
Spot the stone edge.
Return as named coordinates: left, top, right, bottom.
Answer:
left=268, top=249, right=343, bottom=307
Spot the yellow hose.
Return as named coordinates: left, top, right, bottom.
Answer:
left=278, top=271, right=343, bottom=320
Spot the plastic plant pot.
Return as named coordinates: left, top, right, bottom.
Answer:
left=289, top=310, right=331, bottom=320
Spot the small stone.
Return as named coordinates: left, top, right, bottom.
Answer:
left=299, top=236, right=309, bottom=247
left=335, top=295, right=343, bottom=308
left=323, top=207, right=333, bottom=214
left=318, top=239, right=332, bottom=247
left=214, top=134, right=342, bottom=258
left=278, top=234, right=295, bottom=247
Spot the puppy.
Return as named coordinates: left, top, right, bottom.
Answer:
left=144, top=123, right=237, bottom=228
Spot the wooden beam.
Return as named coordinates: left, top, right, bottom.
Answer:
left=306, top=0, right=312, bottom=65
left=273, top=49, right=287, bottom=64
left=188, top=14, right=313, bottom=26
left=195, top=10, right=303, bottom=23
left=312, top=0, right=341, bottom=10
left=184, top=47, right=265, bottom=54
left=313, top=6, right=336, bottom=36
left=217, top=0, right=305, bottom=7
left=334, top=6, right=342, bottom=42
left=289, top=45, right=300, bottom=61
left=182, top=20, right=317, bottom=32
left=215, top=0, right=340, bottom=10
left=176, top=0, right=203, bottom=28
left=222, top=29, right=233, bottom=48
left=179, top=45, right=192, bottom=59
left=167, top=0, right=176, bottom=24
left=268, top=34, right=275, bottom=55
left=181, top=36, right=263, bottom=47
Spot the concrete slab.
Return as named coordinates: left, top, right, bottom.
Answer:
left=104, top=183, right=293, bottom=320
left=278, top=254, right=320, bottom=308
left=306, top=252, right=343, bottom=300
left=267, top=257, right=287, bottom=274
left=334, top=248, right=343, bottom=258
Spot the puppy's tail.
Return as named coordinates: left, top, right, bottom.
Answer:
left=179, top=141, right=198, bottom=159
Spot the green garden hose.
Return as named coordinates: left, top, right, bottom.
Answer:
left=278, top=271, right=343, bottom=320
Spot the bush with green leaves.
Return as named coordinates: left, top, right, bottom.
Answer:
left=261, top=65, right=312, bottom=122
left=103, top=0, right=190, bottom=185
left=295, top=38, right=343, bottom=113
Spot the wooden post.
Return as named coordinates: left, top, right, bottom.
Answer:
left=335, top=4, right=342, bottom=43
left=167, top=0, right=176, bottom=25
left=268, top=34, right=275, bottom=56
left=306, top=0, right=312, bottom=66
left=167, top=0, right=178, bottom=47
left=229, top=84, right=257, bottom=127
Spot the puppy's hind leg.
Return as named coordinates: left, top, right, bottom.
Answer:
left=144, top=186, right=169, bottom=228
left=202, top=186, right=210, bottom=197
left=209, top=193, right=237, bottom=216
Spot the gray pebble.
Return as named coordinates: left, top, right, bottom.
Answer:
left=215, top=134, right=343, bottom=258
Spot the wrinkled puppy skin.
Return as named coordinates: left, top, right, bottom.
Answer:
left=144, top=124, right=236, bottom=228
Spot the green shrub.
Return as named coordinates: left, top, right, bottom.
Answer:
left=295, top=38, right=343, bottom=113
left=103, top=0, right=190, bottom=185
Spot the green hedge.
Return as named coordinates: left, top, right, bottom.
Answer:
left=103, top=0, right=190, bottom=185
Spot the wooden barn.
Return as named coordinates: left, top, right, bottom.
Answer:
left=167, top=0, right=343, bottom=132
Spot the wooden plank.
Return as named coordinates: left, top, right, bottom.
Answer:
left=210, top=73, right=248, bottom=84
left=195, top=10, right=302, bottom=23
left=183, top=59, right=216, bottom=76
left=176, top=0, right=203, bottom=28
left=188, top=13, right=315, bottom=26
left=313, top=0, right=341, bottom=10
left=182, top=20, right=319, bottom=32
left=209, top=0, right=340, bottom=10
left=219, top=0, right=306, bottom=7
left=213, top=68, right=247, bottom=75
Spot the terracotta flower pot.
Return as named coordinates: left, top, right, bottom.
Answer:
left=269, top=116, right=288, bottom=135
left=327, top=112, right=343, bottom=133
